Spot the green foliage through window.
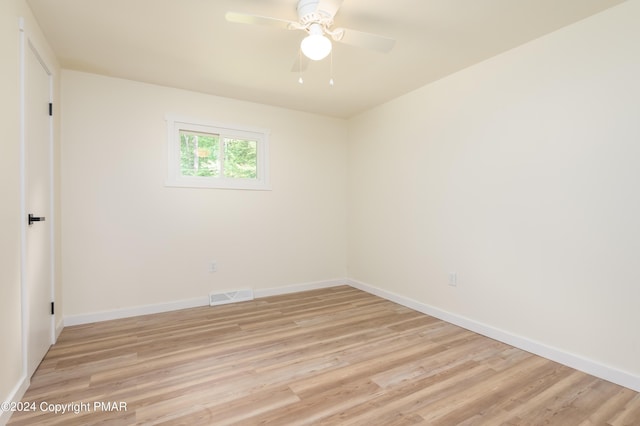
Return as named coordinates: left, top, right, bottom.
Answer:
left=180, top=132, right=257, bottom=179
left=180, top=131, right=220, bottom=177
left=224, top=138, right=257, bottom=179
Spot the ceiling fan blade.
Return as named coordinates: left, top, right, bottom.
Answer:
left=334, top=28, right=396, bottom=53
left=225, top=11, right=296, bottom=31
left=316, top=0, right=344, bottom=18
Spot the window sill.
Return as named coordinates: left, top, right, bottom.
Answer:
left=165, top=178, right=272, bottom=191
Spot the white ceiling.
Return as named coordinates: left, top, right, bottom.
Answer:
left=27, top=0, right=626, bottom=118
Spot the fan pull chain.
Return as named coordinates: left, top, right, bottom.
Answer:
left=298, top=48, right=304, bottom=84
left=329, top=49, right=334, bottom=87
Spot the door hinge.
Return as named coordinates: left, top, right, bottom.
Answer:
left=49, top=103, right=53, bottom=116
left=51, top=302, right=54, bottom=315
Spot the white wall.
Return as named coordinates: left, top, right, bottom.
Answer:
left=61, top=71, right=348, bottom=317
left=0, top=0, right=60, bottom=420
left=348, top=0, right=640, bottom=383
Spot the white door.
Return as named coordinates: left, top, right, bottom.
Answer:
left=24, top=41, right=53, bottom=378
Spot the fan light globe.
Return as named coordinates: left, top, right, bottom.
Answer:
left=301, top=33, right=332, bottom=61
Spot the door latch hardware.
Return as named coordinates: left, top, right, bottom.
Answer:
left=28, top=213, right=46, bottom=226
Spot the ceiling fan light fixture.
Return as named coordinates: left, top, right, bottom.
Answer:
left=301, top=24, right=332, bottom=61
left=301, top=33, right=332, bottom=60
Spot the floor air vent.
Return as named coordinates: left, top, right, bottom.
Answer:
left=209, top=289, right=254, bottom=306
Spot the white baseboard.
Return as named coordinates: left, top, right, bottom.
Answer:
left=0, top=375, right=29, bottom=426
left=63, top=279, right=347, bottom=327
left=63, top=296, right=210, bottom=326
left=253, top=278, right=347, bottom=298
left=55, top=318, right=64, bottom=339
left=347, top=278, right=640, bottom=393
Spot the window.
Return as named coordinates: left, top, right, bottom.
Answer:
left=166, top=116, right=270, bottom=190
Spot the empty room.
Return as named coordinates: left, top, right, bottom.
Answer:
left=1, top=0, right=639, bottom=424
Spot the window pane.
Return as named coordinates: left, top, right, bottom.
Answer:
left=224, top=138, right=257, bottom=179
left=180, top=130, right=220, bottom=177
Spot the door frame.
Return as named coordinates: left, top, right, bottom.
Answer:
left=19, top=17, right=56, bottom=380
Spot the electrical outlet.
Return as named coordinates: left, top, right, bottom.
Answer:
left=209, top=261, right=217, bottom=273
left=448, top=272, right=457, bottom=287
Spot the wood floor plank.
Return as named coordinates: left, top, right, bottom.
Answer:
left=7, top=286, right=640, bottom=425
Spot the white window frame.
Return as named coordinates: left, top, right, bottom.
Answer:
left=166, top=115, right=270, bottom=190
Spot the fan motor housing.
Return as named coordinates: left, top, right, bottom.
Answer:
left=297, top=0, right=333, bottom=27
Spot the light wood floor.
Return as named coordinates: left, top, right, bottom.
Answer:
left=8, top=286, right=640, bottom=425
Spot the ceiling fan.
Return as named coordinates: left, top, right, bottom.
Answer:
left=225, top=0, right=396, bottom=63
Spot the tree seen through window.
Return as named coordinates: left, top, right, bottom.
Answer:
left=180, top=131, right=257, bottom=179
